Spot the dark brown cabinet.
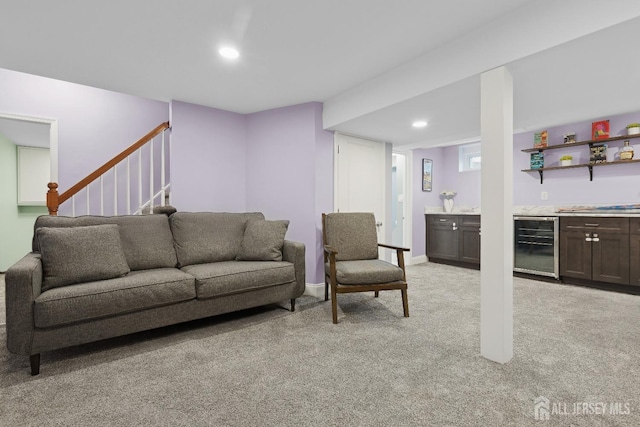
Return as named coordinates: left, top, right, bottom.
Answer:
left=459, top=215, right=481, bottom=264
left=560, top=217, right=629, bottom=285
left=426, top=215, right=458, bottom=261
left=629, top=218, right=640, bottom=286
left=426, top=214, right=480, bottom=266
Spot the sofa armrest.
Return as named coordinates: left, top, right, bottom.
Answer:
left=5, top=252, right=42, bottom=355
left=282, top=240, right=306, bottom=297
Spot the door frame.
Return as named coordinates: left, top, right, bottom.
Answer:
left=393, top=150, right=413, bottom=264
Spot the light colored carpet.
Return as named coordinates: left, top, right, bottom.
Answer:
left=1, top=262, right=639, bottom=426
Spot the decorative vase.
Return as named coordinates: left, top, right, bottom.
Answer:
left=628, top=127, right=640, bottom=135
left=444, top=198, right=454, bottom=213
left=560, top=159, right=572, bottom=167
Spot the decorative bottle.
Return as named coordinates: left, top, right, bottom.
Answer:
left=620, top=140, right=634, bottom=160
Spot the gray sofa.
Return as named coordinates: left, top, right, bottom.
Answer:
left=5, top=212, right=305, bottom=375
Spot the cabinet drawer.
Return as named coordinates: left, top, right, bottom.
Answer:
left=428, top=215, right=457, bottom=225
left=630, top=217, right=640, bottom=235
left=560, top=217, right=629, bottom=234
left=459, top=215, right=480, bottom=227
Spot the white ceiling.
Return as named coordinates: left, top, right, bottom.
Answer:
left=336, top=15, right=640, bottom=149
left=1, top=0, right=639, bottom=148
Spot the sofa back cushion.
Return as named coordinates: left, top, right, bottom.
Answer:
left=170, top=212, right=265, bottom=267
left=236, top=219, right=290, bottom=261
left=33, top=214, right=178, bottom=271
left=37, top=224, right=130, bottom=291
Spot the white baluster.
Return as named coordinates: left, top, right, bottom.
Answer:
left=86, top=185, right=90, bottom=215
left=138, top=148, right=142, bottom=214
left=150, top=138, right=154, bottom=212
left=100, top=175, right=104, bottom=216
left=161, top=131, right=165, bottom=206
left=168, top=129, right=172, bottom=206
left=114, top=165, right=118, bottom=215
left=127, top=156, right=131, bottom=215
left=72, top=195, right=76, bottom=217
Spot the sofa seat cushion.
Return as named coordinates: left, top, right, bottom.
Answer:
left=34, top=268, right=196, bottom=328
left=182, top=261, right=295, bottom=300
left=325, top=260, right=404, bottom=285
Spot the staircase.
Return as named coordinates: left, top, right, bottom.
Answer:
left=46, top=122, right=171, bottom=216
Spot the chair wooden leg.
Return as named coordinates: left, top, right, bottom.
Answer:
left=30, top=354, right=40, bottom=376
left=401, top=288, right=409, bottom=317
left=374, top=291, right=379, bottom=298
left=290, top=299, right=296, bottom=312
left=331, top=286, right=338, bottom=324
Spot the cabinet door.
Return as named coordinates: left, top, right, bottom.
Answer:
left=427, top=218, right=458, bottom=261
left=559, top=230, right=591, bottom=280
left=629, top=218, right=640, bottom=286
left=591, top=233, right=630, bottom=285
left=459, top=216, right=480, bottom=264
left=630, top=235, right=640, bottom=286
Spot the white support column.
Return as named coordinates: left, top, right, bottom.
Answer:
left=480, top=66, right=513, bottom=364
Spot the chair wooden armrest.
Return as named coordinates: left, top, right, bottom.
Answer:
left=378, top=243, right=410, bottom=252
left=323, top=245, right=337, bottom=255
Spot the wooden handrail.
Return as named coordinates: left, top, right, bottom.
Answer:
left=47, top=121, right=169, bottom=215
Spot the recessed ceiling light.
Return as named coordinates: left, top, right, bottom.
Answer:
left=412, top=120, right=428, bottom=128
left=219, top=47, right=239, bottom=59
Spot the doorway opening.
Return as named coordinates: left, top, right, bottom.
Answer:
left=392, top=152, right=411, bottom=263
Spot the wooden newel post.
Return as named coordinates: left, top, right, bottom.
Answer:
left=47, top=182, right=59, bottom=216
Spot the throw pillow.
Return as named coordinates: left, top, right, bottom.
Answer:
left=236, top=220, right=289, bottom=261
left=37, top=224, right=130, bottom=291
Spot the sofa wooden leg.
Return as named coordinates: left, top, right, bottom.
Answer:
left=374, top=291, right=379, bottom=298
left=324, top=279, right=329, bottom=301
left=30, top=354, right=40, bottom=376
left=290, top=298, right=296, bottom=312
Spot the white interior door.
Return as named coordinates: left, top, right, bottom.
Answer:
left=334, top=133, right=387, bottom=255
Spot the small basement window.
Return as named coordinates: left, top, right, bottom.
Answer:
left=458, top=142, right=481, bottom=172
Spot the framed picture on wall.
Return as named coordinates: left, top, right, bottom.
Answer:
left=422, top=158, right=433, bottom=192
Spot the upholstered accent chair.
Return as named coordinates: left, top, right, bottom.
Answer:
left=322, top=212, right=410, bottom=324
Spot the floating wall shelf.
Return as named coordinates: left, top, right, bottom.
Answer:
left=521, top=133, right=640, bottom=184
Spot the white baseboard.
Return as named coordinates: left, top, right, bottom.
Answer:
left=411, top=255, right=427, bottom=265
left=304, top=283, right=325, bottom=299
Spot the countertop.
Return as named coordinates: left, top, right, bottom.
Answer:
left=424, top=206, right=640, bottom=217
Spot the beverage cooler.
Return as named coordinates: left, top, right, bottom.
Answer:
left=513, top=216, right=559, bottom=278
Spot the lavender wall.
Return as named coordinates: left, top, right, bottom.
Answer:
left=0, top=68, right=169, bottom=194
left=170, top=100, right=247, bottom=212
left=171, top=100, right=333, bottom=284
left=440, top=145, right=481, bottom=207
left=411, top=147, right=443, bottom=258
left=246, top=102, right=333, bottom=284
